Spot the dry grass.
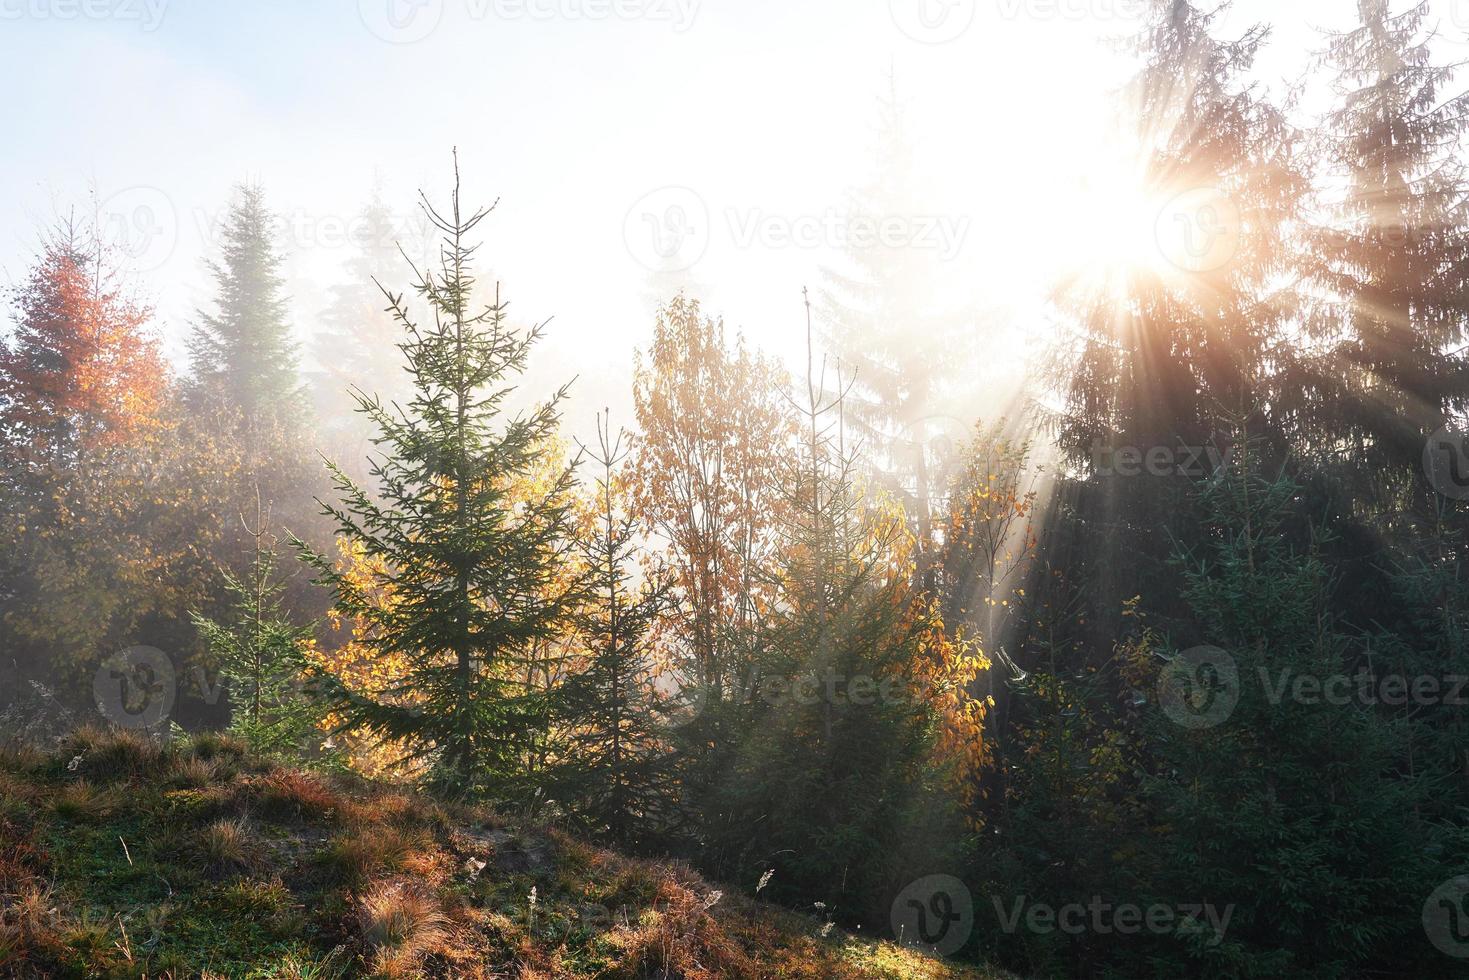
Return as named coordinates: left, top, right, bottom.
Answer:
left=356, top=880, right=449, bottom=977
left=257, top=770, right=338, bottom=822
left=67, top=725, right=168, bottom=782
left=0, top=882, right=58, bottom=974
left=0, top=738, right=1006, bottom=980
left=198, top=817, right=257, bottom=874
left=186, top=731, right=250, bottom=762
left=168, top=754, right=217, bottom=790
left=0, top=744, right=44, bottom=775
left=339, top=789, right=452, bottom=834
left=598, top=864, right=761, bottom=980
left=321, top=824, right=431, bottom=886
left=50, top=779, right=111, bottom=822
left=0, top=822, right=45, bottom=894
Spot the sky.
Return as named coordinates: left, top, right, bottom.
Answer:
left=2, top=0, right=1468, bottom=438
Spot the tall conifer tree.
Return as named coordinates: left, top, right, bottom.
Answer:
left=1301, top=0, right=1469, bottom=517
left=555, top=412, right=675, bottom=847
left=1043, top=0, right=1308, bottom=642
left=189, top=182, right=304, bottom=438
left=298, top=157, right=583, bottom=797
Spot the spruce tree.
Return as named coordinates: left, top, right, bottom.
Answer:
left=192, top=486, right=317, bottom=756
left=554, top=411, right=675, bottom=848
left=188, top=182, right=304, bottom=438
left=1044, top=0, right=1309, bottom=644
left=313, top=187, right=421, bottom=431
left=297, top=157, right=583, bottom=798
left=1301, top=0, right=1469, bottom=518
left=1137, top=439, right=1437, bottom=976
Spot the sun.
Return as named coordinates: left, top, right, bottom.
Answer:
left=1052, top=149, right=1245, bottom=308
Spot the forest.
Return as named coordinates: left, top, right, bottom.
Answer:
left=5, top=0, right=1469, bottom=977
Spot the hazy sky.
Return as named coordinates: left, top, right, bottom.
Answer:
left=3, top=0, right=1467, bottom=431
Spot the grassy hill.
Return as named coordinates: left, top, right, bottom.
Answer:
left=0, top=729, right=1005, bottom=979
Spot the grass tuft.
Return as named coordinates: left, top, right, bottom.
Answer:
left=356, top=880, right=449, bottom=977
left=257, top=770, right=338, bottom=822
left=66, top=726, right=167, bottom=783
left=50, top=780, right=111, bottom=822
left=198, top=817, right=257, bottom=874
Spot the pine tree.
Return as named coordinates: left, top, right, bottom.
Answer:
left=192, top=485, right=317, bottom=756
left=1053, top=0, right=1307, bottom=459
left=297, top=157, right=583, bottom=798
left=554, top=411, right=675, bottom=848
left=189, top=182, right=304, bottom=439
left=1300, top=0, right=1469, bottom=518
